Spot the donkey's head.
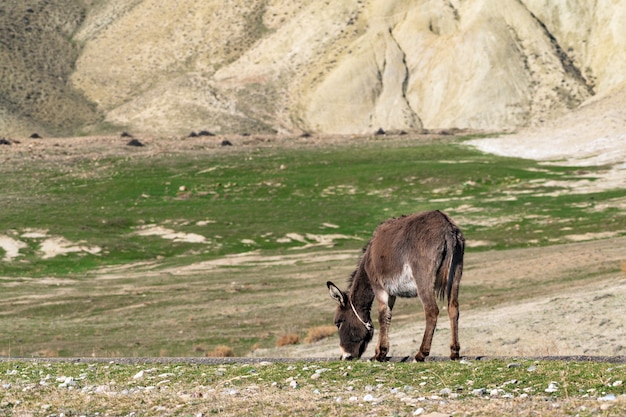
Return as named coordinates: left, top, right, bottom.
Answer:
left=326, top=281, right=374, bottom=360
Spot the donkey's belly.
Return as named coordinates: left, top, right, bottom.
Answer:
left=385, top=263, right=418, bottom=298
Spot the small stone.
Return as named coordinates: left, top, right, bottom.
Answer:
left=472, top=388, right=487, bottom=396
left=127, top=138, right=144, bottom=147
left=363, top=394, right=375, bottom=402
left=507, top=363, right=522, bottom=368
left=133, top=370, right=144, bottom=380
left=598, top=393, right=616, bottom=401
left=545, top=382, right=559, bottom=393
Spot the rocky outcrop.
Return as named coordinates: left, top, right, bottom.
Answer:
left=1, top=0, right=625, bottom=136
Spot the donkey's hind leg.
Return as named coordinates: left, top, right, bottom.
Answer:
left=448, top=276, right=461, bottom=360
left=448, top=298, right=460, bottom=360
left=415, top=294, right=439, bottom=362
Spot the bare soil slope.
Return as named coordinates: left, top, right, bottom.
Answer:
left=0, top=1, right=99, bottom=135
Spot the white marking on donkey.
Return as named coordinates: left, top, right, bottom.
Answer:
left=327, top=210, right=464, bottom=361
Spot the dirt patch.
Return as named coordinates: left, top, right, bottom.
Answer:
left=168, top=250, right=358, bottom=275
left=0, top=231, right=102, bottom=260
left=132, top=225, right=208, bottom=243
left=39, top=236, right=102, bottom=259
left=468, top=87, right=626, bottom=191
left=0, top=235, right=27, bottom=261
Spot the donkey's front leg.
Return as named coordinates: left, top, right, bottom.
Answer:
left=374, top=295, right=395, bottom=362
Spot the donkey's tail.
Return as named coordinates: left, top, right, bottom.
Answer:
left=443, top=228, right=465, bottom=304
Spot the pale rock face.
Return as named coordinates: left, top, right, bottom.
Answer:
left=521, top=0, right=626, bottom=96
left=64, top=0, right=626, bottom=134
left=302, top=0, right=596, bottom=132
left=3, top=0, right=626, bottom=136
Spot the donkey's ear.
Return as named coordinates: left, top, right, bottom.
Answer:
left=327, top=281, right=346, bottom=307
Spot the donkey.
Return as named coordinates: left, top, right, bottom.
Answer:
left=327, top=210, right=464, bottom=361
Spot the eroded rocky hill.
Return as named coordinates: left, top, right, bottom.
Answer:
left=1, top=0, right=625, bottom=136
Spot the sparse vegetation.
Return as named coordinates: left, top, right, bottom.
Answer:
left=0, top=359, right=623, bottom=416
left=0, top=1, right=101, bottom=135
left=304, top=325, right=337, bottom=344
left=276, top=333, right=300, bottom=347
left=206, top=346, right=235, bottom=358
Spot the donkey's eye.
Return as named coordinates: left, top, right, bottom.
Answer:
left=335, top=320, right=343, bottom=328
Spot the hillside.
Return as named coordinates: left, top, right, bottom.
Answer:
left=0, top=1, right=99, bottom=136
left=1, top=0, right=625, bottom=137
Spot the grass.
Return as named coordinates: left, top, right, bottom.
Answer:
left=2, top=135, right=624, bottom=277
left=0, top=359, right=623, bottom=416
left=0, top=134, right=625, bottom=358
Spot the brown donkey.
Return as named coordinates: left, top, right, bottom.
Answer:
left=327, top=210, right=464, bottom=361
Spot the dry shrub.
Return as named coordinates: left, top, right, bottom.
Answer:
left=33, top=348, right=59, bottom=358
left=304, top=325, right=336, bottom=344
left=193, top=344, right=207, bottom=353
left=206, top=345, right=235, bottom=357
left=621, top=260, right=626, bottom=273
left=276, top=333, right=299, bottom=347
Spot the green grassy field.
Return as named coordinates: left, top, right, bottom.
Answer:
left=1, top=135, right=625, bottom=358
left=2, top=135, right=622, bottom=277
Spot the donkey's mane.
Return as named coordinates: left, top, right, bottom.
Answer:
left=347, top=215, right=408, bottom=289
left=347, top=240, right=371, bottom=289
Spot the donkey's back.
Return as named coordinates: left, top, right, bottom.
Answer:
left=366, top=210, right=464, bottom=302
